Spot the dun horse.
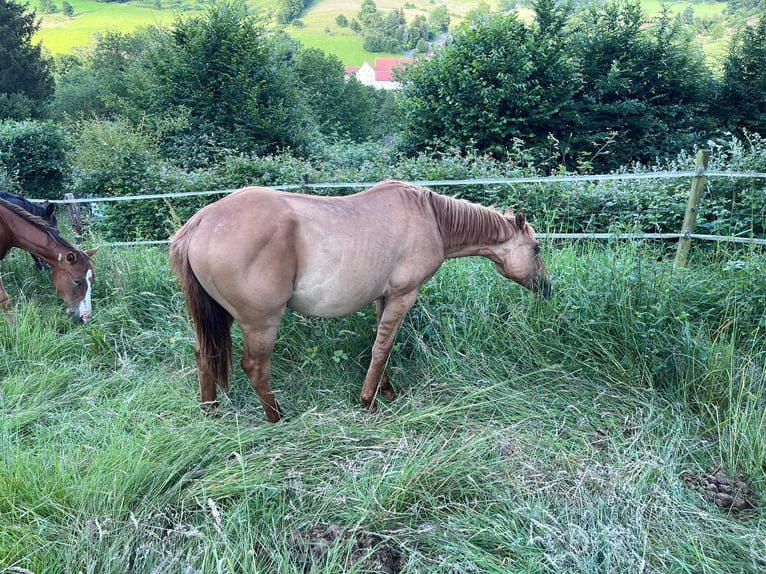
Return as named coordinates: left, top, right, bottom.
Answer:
left=170, top=181, right=551, bottom=422
left=0, top=197, right=98, bottom=322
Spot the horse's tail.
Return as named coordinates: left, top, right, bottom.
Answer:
left=170, top=220, right=233, bottom=391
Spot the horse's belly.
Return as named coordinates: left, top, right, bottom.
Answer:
left=287, top=276, right=384, bottom=318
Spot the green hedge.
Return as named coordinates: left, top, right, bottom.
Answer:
left=60, top=121, right=766, bottom=242
left=0, top=120, right=68, bottom=199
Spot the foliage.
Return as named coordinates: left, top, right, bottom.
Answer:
left=51, top=29, right=158, bottom=122
left=397, top=5, right=577, bottom=162
left=276, top=0, right=310, bottom=24
left=569, top=1, right=714, bottom=170
left=0, top=120, right=68, bottom=199
left=67, top=119, right=163, bottom=240
left=396, top=0, right=719, bottom=171
left=149, top=2, right=315, bottom=163
left=59, top=126, right=766, bottom=243
left=714, top=13, right=766, bottom=136
left=0, top=0, right=55, bottom=119
left=353, top=0, right=434, bottom=53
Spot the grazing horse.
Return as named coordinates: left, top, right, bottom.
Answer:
left=0, top=197, right=98, bottom=322
left=170, top=181, right=551, bottom=422
left=0, top=190, right=59, bottom=270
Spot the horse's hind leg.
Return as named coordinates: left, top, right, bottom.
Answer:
left=240, top=321, right=285, bottom=423
left=194, top=340, right=219, bottom=409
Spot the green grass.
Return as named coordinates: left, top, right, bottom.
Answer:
left=34, top=0, right=178, bottom=54
left=1, top=235, right=764, bottom=572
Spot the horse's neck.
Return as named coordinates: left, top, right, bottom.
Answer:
left=0, top=208, right=62, bottom=265
left=430, top=194, right=514, bottom=259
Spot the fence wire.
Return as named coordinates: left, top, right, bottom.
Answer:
left=38, top=170, right=766, bottom=247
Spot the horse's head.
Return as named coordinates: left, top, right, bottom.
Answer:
left=51, top=247, right=99, bottom=322
left=492, top=208, right=552, bottom=298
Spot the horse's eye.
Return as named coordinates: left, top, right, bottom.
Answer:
left=533, top=244, right=541, bottom=254
left=73, top=279, right=82, bottom=287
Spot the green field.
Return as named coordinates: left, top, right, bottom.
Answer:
left=34, top=0, right=177, bottom=55
left=33, top=0, right=730, bottom=65
left=1, top=232, right=764, bottom=572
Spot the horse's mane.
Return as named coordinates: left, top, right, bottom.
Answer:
left=0, top=190, right=48, bottom=219
left=421, top=187, right=517, bottom=249
left=0, top=197, right=78, bottom=252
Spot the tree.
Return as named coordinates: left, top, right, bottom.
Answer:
left=570, top=1, right=712, bottom=168
left=38, top=0, right=56, bottom=13
left=51, top=30, right=158, bottom=121
left=715, top=14, right=766, bottom=136
left=397, top=6, right=577, bottom=160
left=429, top=5, right=450, bottom=33
left=0, top=0, right=55, bottom=119
left=295, top=48, right=353, bottom=138
left=143, top=0, right=315, bottom=164
left=358, top=0, right=379, bottom=26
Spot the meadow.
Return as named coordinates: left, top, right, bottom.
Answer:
left=1, top=230, right=764, bottom=572
left=32, top=0, right=729, bottom=65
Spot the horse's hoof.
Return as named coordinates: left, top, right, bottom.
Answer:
left=380, top=388, right=396, bottom=401
left=200, top=400, right=220, bottom=416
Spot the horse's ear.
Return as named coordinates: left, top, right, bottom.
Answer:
left=504, top=206, right=515, bottom=217
left=85, top=247, right=100, bottom=258
left=515, top=209, right=527, bottom=229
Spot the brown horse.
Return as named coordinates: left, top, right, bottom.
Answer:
left=0, top=197, right=98, bottom=322
left=170, top=181, right=551, bottom=422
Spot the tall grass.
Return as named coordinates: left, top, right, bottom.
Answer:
left=1, top=239, right=764, bottom=572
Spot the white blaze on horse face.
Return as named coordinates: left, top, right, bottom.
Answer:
left=74, top=269, right=93, bottom=322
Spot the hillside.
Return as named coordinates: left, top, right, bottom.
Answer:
left=32, top=0, right=730, bottom=66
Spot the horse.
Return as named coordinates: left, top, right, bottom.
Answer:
left=170, top=180, right=551, bottom=422
left=0, top=197, right=98, bottom=322
left=0, top=190, right=59, bottom=270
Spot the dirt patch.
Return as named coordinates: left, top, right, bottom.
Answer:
left=681, top=469, right=757, bottom=512
left=290, top=525, right=406, bottom=573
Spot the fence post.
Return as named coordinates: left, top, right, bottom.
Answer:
left=675, top=149, right=710, bottom=268
left=63, top=193, right=83, bottom=242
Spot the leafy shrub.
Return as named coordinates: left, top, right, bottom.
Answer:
left=68, top=119, right=162, bottom=240
left=0, top=120, right=68, bottom=199
left=62, top=130, right=766, bottom=243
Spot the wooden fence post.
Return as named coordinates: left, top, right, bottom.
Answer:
left=675, top=149, right=710, bottom=268
left=64, top=193, right=83, bottom=242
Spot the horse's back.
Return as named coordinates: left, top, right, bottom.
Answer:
left=177, top=183, right=445, bottom=319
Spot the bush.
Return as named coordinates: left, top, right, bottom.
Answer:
left=68, top=119, right=162, bottom=240
left=0, top=120, right=68, bottom=199
left=61, top=133, right=766, bottom=243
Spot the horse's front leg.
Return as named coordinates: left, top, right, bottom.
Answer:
left=361, top=291, right=419, bottom=411
left=240, top=321, right=285, bottom=423
left=0, top=276, right=13, bottom=324
left=374, top=298, right=396, bottom=401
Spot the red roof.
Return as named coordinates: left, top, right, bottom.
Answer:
left=373, top=58, right=410, bottom=82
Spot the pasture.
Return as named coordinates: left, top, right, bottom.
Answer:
left=33, top=0, right=730, bottom=64
left=1, top=235, right=764, bottom=572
